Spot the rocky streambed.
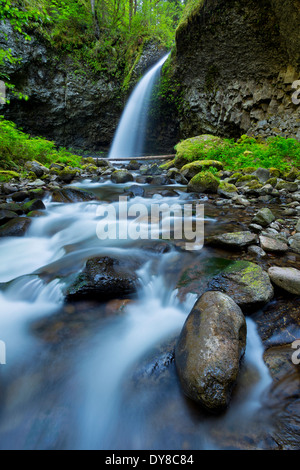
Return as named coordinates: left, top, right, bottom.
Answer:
left=0, top=156, right=299, bottom=450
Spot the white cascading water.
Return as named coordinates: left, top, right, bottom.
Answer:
left=109, top=53, right=170, bottom=160
left=0, top=185, right=272, bottom=449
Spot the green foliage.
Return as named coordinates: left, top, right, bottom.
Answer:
left=175, top=134, right=300, bottom=171
left=0, top=117, right=82, bottom=170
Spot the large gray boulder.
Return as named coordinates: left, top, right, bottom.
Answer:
left=175, top=291, right=247, bottom=413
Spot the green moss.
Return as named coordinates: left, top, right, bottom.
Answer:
left=188, top=171, right=220, bottom=193
left=266, top=177, right=278, bottom=187
left=0, top=170, right=20, bottom=182
left=237, top=175, right=259, bottom=183
left=159, top=159, right=176, bottom=171
left=174, top=135, right=225, bottom=168
left=218, top=181, right=237, bottom=193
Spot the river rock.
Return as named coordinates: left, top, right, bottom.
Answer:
left=175, top=291, right=247, bottom=413
left=252, top=168, right=270, bottom=184
left=206, top=231, right=258, bottom=250
left=111, top=170, right=134, bottom=184
left=207, top=260, right=274, bottom=312
left=51, top=188, right=96, bottom=203
left=0, top=217, right=32, bottom=237
left=288, top=233, right=300, bottom=254
left=11, top=190, right=30, bottom=202
left=22, top=199, right=46, bottom=214
left=66, top=256, right=138, bottom=301
left=0, top=210, right=18, bottom=226
left=25, top=161, right=49, bottom=178
left=259, top=235, right=289, bottom=253
left=252, top=208, right=275, bottom=227
left=268, top=267, right=300, bottom=295
left=247, top=245, right=267, bottom=258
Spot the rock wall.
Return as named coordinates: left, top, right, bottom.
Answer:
left=167, top=0, right=300, bottom=141
left=0, top=23, right=168, bottom=153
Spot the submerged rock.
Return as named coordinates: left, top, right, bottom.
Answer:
left=51, top=188, right=96, bottom=203
left=66, top=256, right=138, bottom=301
left=268, top=267, right=300, bottom=295
left=175, top=291, right=247, bottom=413
left=207, top=260, right=274, bottom=312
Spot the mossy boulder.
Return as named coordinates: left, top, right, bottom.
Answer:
left=266, top=177, right=278, bottom=187
left=276, top=180, right=298, bottom=192
left=236, top=175, right=259, bottom=185
left=284, top=167, right=300, bottom=182
left=217, top=181, right=238, bottom=198
left=181, top=160, right=224, bottom=180
left=252, top=208, right=275, bottom=227
left=0, top=171, right=20, bottom=183
left=244, top=180, right=263, bottom=191
left=58, top=167, right=79, bottom=183
left=207, top=260, right=274, bottom=312
left=111, top=169, right=134, bottom=184
left=241, top=167, right=257, bottom=175
left=187, top=171, right=220, bottom=193
left=22, top=199, right=46, bottom=214
left=269, top=168, right=282, bottom=178
left=206, top=231, right=258, bottom=250
left=174, top=135, right=225, bottom=168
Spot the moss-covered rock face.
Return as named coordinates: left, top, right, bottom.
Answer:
left=159, top=160, right=176, bottom=171
left=187, top=171, right=220, bottom=193
left=174, top=135, right=225, bottom=168
left=276, top=180, right=298, bottom=192
left=111, top=170, right=134, bottom=184
left=58, top=167, right=79, bottom=183
left=0, top=171, right=20, bottom=182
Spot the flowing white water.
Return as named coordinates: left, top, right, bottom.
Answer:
left=0, top=189, right=273, bottom=449
left=109, top=53, right=170, bottom=159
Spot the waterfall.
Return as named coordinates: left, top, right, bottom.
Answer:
left=109, top=53, right=170, bottom=160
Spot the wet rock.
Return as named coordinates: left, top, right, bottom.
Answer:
left=175, top=291, right=247, bottom=413
left=276, top=181, right=298, bottom=192
left=11, top=190, right=30, bottom=202
left=248, top=245, right=267, bottom=258
left=206, top=231, right=258, bottom=250
left=207, top=260, right=274, bottom=312
left=249, top=223, right=263, bottom=234
left=259, top=235, right=289, bottom=253
left=124, top=185, right=145, bottom=198
left=0, top=209, right=18, bottom=226
left=111, top=170, right=134, bottom=184
left=252, top=208, right=276, bottom=227
left=22, top=199, right=46, bottom=214
left=0, top=202, right=24, bottom=215
left=127, top=160, right=141, bottom=171
left=268, top=267, right=300, bottom=295
left=66, top=256, right=138, bottom=301
left=0, top=217, right=32, bottom=237
left=51, top=188, right=96, bottom=203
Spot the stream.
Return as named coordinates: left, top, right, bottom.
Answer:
left=0, top=178, right=277, bottom=450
